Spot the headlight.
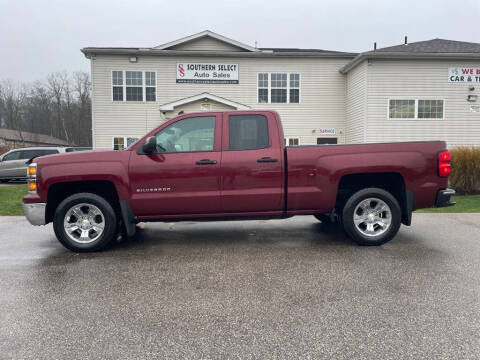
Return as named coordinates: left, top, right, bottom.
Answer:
left=27, top=163, right=37, bottom=194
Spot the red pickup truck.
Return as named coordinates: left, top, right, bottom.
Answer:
left=23, top=110, right=454, bottom=252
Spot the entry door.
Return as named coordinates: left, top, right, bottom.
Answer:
left=220, top=112, right=284, bottom=213
left=129, top=114, right=222, bottom=216
left=0, top=150, right=25, bottom=178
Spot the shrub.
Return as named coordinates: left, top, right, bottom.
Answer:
left=449, top=147, right=480, bottom=194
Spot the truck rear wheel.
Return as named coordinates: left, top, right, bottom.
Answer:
left=342, top=188, right=401, bottom=246
left=53, top=192, right=118, bottom=252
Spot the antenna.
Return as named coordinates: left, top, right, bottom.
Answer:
left=255, top=40, right=258, bottom=49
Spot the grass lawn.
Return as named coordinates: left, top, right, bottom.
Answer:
left=0, top=185, right=28, bottom=216
left=415, top=195, right=480, bottom=213
left=0, top=184, right=478, bottom=216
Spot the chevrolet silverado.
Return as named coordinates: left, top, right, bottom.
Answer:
left=23, top=110, right=455, bottom=252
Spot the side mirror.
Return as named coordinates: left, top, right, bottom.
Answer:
left=142, top=136, right=157, bottom=154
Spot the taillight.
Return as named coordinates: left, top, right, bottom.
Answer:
left=438, top=151, right=451, bottom=177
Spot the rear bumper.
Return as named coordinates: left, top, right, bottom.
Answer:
left=435, top=189, right=456, bottom=208
left=23, top=203, right=46, bottom=225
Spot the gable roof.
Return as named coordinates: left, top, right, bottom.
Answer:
left=154, top=30, right=259, bottom=52
left=373, top=38, right=480, bottom=53
left=81, top=30, right=357, bottom=59
left=0, top=128, right=69, bottom=146
left=340, top=38, right=480, bottom=73
left=159, top=92, right=250, bottom=111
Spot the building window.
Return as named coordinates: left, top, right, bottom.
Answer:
left=271, top=73, right=287, bottom=103
left=113, top=136, right=139, bottom=150
left=289, top=74, right=300, bottom=103
left=258, top=73, right=268, bottom=103
left=145, top=71, right=156, bottom=101
left=257, top=73, right=300, bottom=104
left=112, top=71, right=156, bottom=102
left=418, top=100, right=443, bottom=119
left=126, top=71, right=143, bottom=101
left=389, top=99, right=444, bottom=119
left=284, top=137, right=299, bottom=146
left=112, top=71, right=123, bottom=101
left=317, top=138, right=337, bottom=145
left=389, top=100, right=415, bottom=119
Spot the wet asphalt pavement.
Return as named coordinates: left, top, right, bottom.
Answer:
left=0, top=214, right=479, bottom=359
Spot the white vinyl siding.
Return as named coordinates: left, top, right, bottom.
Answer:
left=92, top=55, right=349, bottom=148
left=345, top=61, right=367, bottom=143
left=366, top=59, right=479, bottom=146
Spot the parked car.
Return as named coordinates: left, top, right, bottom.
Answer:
left=0, top=146, right=91, bottom=182
left=23, top=111, right=454, bottom=252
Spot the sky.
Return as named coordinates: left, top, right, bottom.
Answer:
left=1, top=0, right=479, bottom=82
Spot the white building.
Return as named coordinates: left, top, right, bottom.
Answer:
left=81, top=31, right=480, bottom=149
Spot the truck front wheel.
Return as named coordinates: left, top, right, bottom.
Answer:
left=53, top=192, right=118, bottom=252
left=342, top=188, right=401, bottom=246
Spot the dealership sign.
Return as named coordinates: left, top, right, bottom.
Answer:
left=448, top=67, right=480, bottom=82
left=176, top=63, right=239, bottom=84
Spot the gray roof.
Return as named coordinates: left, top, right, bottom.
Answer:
left=340, top=38, right=480, bottom=73
left=372, top=38, right=480, bottom=54
left=0, top=128, right=69, bottom=146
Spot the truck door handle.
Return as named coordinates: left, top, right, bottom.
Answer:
left=195, top=159, right=217, bottom=165
left=257, top=157, right=278, bottom=163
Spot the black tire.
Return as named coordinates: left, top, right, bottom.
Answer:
left=314, top=214, right=332, bottom=223
left=0, top=179, right=9, bottom=183
left=342, top=187, right=401, bottom=246
left=53, top=192, right=118, bottom=252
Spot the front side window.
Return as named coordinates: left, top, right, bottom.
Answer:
left=389, top=99, right=444, bottom=119
left=154, top=116, right=216, bottom=153
left=3, top=151, right=21, bottom=161
left=112, top=71, right=156, bottom=102
left=229, top=114, right=269, bottom=150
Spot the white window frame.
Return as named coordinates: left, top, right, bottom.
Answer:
left=284, top=137, right=300, bottom=146
left=387, top=99, right=445, bottom=120
left=111, top=70, right=156, bottom=103
left=257, top=72, right=301, bottom=104
left=112, top=136, right=140, bottom=150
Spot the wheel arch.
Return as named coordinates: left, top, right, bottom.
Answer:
left=335, top=172, right=412, bottom=225
left=45, top=180, right=121, bottom=224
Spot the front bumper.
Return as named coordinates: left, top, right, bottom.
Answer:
left=23, top=203, right=47, bottom=225
left=435, top=188, right=456, bottom=207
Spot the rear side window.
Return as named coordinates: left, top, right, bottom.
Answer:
left=3, top=151, right=21, bottom=161
left=20, top=149, right=58, bottom=159
left=228, top=114, right=269, bottom=150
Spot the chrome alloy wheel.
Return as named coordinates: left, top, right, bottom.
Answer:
left=63, top=203, right=105, bottom=244
left=353, top=198, right=392, bottom=237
